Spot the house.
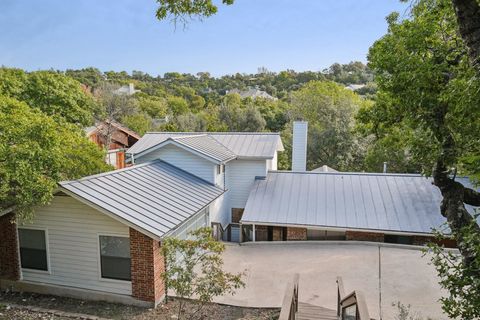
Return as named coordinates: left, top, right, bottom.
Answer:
left=226, top=88, right=277, bottom=100
left=114, top=83, right=140, bottom=96
left=0, top=123, right=471, bottom=307
left=85, top=121, right=141, bottom=169
left=0, top=131, right=283, bottom=307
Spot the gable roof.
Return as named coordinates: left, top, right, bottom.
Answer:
left=85, top=120, right=141, bottom=140
left=152, top=135, right=236, bottom=164
left=242, top=171, right=478, bottom=235
left=127, top=132, right=284, bottom=160
left=60, top=160, right=224, bottom=240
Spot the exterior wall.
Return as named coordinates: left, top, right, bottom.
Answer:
left=168, top=208, right=208, bottom=240
left=292, top=121, right=308, bottom=171
left=0, top=213, right=20, bottom=281
left=266, top=152, right=278, bottom=171
left=346, top=231, right=385, bottom=242
left=286, top=227, right=307, bottom=241
left=215, top=167, right=225, bottom=189
left=225, top=159, right=268, bottom=220
left=130, top=228, right=164, bottom=304
left=19, top=195, right=131, bottom=295
left=136, top=144, right=216, bottom=184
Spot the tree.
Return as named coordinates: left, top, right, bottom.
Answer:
left=162, top=227, right=245, bottom=320
left=0, top=95, right=110, bottom=221
left=364, top=1, right=480, bottom=317
left=289, top=81, right=368, bottom=171
left=122, top=112, right=153, bottom=135
left=96, top=83, right=138, bottom=151
left=0, top=68, right=96, bottom=126
left=451, top=0, right=480, bottom=70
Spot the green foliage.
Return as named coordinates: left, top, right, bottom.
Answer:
left=167, top=96, right=189, bottom=115
left=289, top=81, right=368, bottom=171
left=162, top=227, right=245, bottom=319
left=0, top=68, right=96, bottom=126
left=156, top=0, right=234, bottom=24
left=426, top=218, right=480, bottom=319
left=0, top=95, right=110, bottom=221
left=362, top=0, right=480, bottom=176
left=121, top=113, right=153, bottom=135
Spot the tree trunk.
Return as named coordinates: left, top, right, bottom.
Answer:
left=433, top=161, right=480, bottom=268
left=452, top=0, right=480, bottom=69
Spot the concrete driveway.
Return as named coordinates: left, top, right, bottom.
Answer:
left=214, top=242, right=449, bottom=320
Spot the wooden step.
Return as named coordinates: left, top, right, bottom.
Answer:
left=296, top=302, right=338, bottom=320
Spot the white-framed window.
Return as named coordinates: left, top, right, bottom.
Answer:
left=18, top=228, right=49, bottom=272
left=99, top=235, right=131, bottom=281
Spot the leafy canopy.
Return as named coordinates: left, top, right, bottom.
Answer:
left=0, top=95, right=110, bottom=220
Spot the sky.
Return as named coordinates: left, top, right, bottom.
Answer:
left=0, top=0, right=408, bottom=77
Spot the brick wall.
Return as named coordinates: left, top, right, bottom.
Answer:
left=129, top=228, right=165, bottom=305
left=413, top=235, right=457, bottom=248
left=0, top=213, right=20, bottom=281
left=346, top=231, right=385, bottom=242
left=255, top=225, right=268, bottom=241
left=286, top=227, right=307, bottom=241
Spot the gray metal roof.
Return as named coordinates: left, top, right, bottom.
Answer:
left=241, top=171, right=478, bottom=235
left=127, top=132, right=284, bottom=160
left=60, top=160, right=224, bottom=239
left=168, top=135, right=236, bottom=163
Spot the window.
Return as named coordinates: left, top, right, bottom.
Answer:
left=217, top=164, right=225, bottom=174
left=99, top=236, right=131, bottom=281
left=385, top=234, right=413, bottom=245
left=18, top=228, right=48, bottom=271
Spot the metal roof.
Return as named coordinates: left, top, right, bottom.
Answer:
left=311, top=165, right=338, bottom=173
left=167, top=135, right=236, bottom=163
left=241, top=171, right=478, bottom=235
left=127, top=132, right=284, bottom=160
left=60, top=160, right=224, bottom=239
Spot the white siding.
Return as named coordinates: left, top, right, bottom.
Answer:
left=168, top=208, right=208, bottom=240
left=292, top=121, right=308, bottom=171
left=209, top=194, right=229, bottom=227
left=20, top=196, right=131, bottom=295
left=267, top=152, right=278, bottom=171
left=135, top=144, right=216, bottom=184
left=225, top=160, right=267, bottom=221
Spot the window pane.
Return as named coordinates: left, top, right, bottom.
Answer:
left=18, top=229, right=48, bottom=271
left=342, top=304, right=357, bottom=320
left=100, top=236, right=130, bottom=258
left=99, top=236, right=131, bottom=281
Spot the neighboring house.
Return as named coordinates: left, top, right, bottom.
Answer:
left=114, top=83, right=140, bottom=95
left=227, top=88, right=277, bottom=100
left=345, top=84, right=366, bottom=91
left=0, top=123, right=471, bottom=307
left=85, top=121, right=141, bottom=169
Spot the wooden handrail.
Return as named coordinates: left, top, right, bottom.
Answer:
left=336, top=277, right=370, bottom=320
left=279, top=273, right=300, bottom=320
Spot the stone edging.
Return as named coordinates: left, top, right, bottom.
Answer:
left=3, top=303, right=112, bottom=320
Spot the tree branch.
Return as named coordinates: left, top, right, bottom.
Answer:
left=464, top=187, right=480, bottom=206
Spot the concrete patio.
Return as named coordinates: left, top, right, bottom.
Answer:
left=214, top=242, right=451, bottom=320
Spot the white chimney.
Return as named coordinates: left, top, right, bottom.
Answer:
left=292, top=121, right=308, bottom=171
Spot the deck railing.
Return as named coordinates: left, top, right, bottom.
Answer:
left=279, top=273, right=300, bottom=320
left=336, top=277, right=370, bottom=320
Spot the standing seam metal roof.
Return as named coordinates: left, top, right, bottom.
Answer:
left=169, top=135, right=236, bottom=163
left=127, top=132, right=284, bottom=159
left=241, top=171, right=477, bottom=234
left=60, top=160, right=224, bottom=239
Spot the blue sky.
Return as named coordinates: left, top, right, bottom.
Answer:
left=0, top=0, right=407, bottom=77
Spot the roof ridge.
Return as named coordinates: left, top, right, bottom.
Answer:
left=268, top=170, right=425, bottom=177
left=144, top=131, right=281, bottom=135
left=60, top=160, right=160, bottom=185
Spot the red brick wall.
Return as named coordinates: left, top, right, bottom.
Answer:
left=413, top=235, right=457, bottom=248
left=346, top=231, right=385, bottom=242
left=0, top=213, right=20, bottom=281
left=130, top=228, right=165, bottom=305
left=286, top=227, right=307, bottom=241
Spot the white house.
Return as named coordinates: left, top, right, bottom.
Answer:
left=0, top=131, right=284, bottom=307
left=0, top=123, right=471, bottom=307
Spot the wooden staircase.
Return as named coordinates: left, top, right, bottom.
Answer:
left=279, top=274, right=371, bottom=320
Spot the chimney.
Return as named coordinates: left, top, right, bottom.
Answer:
left=292, top=121, right=308, bottom=171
